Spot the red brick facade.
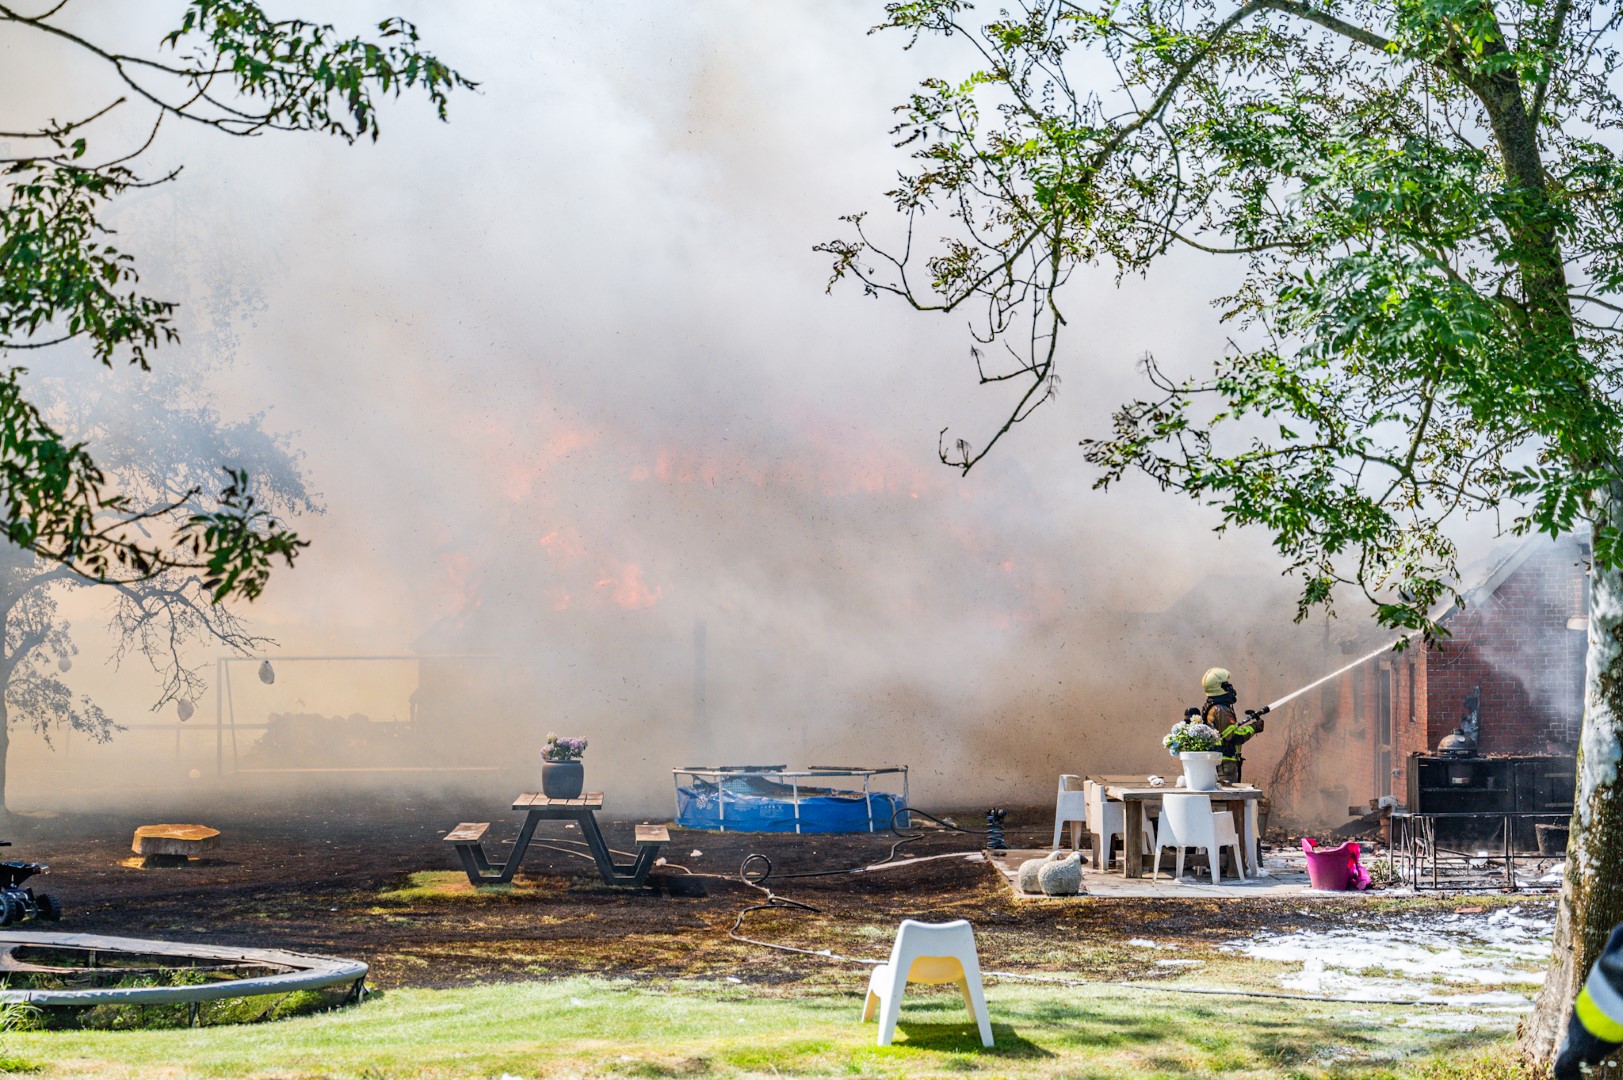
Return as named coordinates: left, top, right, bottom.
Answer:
left=1247, top=536, right=1588, bottom=827
left=1423, top=541, right=1587, bottom=755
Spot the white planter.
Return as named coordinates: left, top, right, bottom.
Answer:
left=1179, top=751, right=1223, bottom=791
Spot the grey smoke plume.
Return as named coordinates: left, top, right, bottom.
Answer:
left=4, top=2, right=1497, bottom=816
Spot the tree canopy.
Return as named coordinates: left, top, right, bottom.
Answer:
left=826, top=0, right=1623, bottom=1062
left=0, top=1, right=472, bottom=601
left=822, top=0, right=1623, bottom=643
left=0, top=348, right=320, bottom=810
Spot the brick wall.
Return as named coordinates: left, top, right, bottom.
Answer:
left=1259, top=537, right=1586, bottom=829
left=1249, top=663, right=1382, bottom=827
left=1424, top=539, right=1587, bottom=755
left=1395, top=650, right=1429, bottom=793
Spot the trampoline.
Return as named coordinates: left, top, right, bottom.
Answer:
left=673, top=765, right=909, bottom=834
left=0, top=931, right=367, bottom=1014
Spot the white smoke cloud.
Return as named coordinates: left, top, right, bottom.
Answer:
left=3, top=1, right=1503, bottom=814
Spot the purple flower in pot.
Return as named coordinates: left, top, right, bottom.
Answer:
left=541, top=732, right=588, bottom=799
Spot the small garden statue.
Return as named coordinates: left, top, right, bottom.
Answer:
left=1017, top=850, right=1083, bottom=896
left=1017, top=854, right=1051, bottom=894
left=541, top=732, right=588, bottom=799
left=1038, top=851, right=1083, bottom=896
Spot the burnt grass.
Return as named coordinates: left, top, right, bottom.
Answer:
left=3, top=794, right=1544, bottom=993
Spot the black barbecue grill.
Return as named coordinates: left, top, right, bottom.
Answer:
left=1392, top=684, right=1577, bottom=887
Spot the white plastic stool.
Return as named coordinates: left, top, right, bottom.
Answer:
left=861, top=919, right=993, bottom=1047
left=1053, top=774, right=1087, bottom=850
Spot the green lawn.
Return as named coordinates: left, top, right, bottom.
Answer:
left=2, top=976, right=1527, bottom=1079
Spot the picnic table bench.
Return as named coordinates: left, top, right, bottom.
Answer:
left=445, top=793, right=670, bottom=888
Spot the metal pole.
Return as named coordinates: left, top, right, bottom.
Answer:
left=214, top=658, right=223, bottom=777
left=222, top=662, right=239, bottom=774
left=792, top=776, right=801, bottom=835
left=226, top=663, right=239, bottom=773
left=1504, top=814, right=1514, bottom=889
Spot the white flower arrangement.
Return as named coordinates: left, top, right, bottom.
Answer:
left=1163, top=721, right=1221, bottom=756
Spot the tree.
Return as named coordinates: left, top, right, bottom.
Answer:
left=0, top=345, right=319, bottom=812
left=824, top=0, right=1623, bottom=1063
left=0, top=1, right=471, bottom=600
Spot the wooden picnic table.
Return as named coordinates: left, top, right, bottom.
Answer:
left=1086, top=774, right=1265, bottom=880
left=444, top=793, right=669, bottom=888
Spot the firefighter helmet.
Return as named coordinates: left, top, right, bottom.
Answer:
left=1201, top=667, right=1232, bottom=696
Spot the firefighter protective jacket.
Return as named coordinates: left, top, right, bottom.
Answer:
left=1201, top=700, right=1261, bottom=763
left=1556, top=923, right=1623, bottom=1080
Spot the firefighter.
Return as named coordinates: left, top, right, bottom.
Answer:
left=1199, top=667, right=1265, bottom=784
left=1556, top=923, right=1623, bottom=1079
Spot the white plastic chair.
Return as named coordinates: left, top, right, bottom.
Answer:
left=1152, top=792, right=1244, bottom=884
left=1053, top=774, right=1087, bottom=850
left=1084, top=780, right=1153, bottom=869
left=861, top=919, right=993, bottom=1048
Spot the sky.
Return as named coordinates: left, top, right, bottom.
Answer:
left=0, top=2, right=1502, bottom=812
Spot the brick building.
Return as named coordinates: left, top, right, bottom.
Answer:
left=1249, top=535, right=1589, bottom=827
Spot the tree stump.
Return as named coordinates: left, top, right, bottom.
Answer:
left=132, top=824, right=219, bottom=867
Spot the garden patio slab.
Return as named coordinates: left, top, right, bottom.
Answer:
left=985, top=847, right=1392, bottom=899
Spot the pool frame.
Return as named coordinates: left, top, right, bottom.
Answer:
left=671, top=764, right=909, bottom=834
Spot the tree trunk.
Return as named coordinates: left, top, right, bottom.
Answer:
left=1520, top=492, right=1623, bottom=1065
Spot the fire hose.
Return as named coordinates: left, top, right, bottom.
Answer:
left=728, top=808, right=990, bottom=939
left=511, top=806, right=1511, bottom=1009
left=720, top=806, right=1500, bottom=1009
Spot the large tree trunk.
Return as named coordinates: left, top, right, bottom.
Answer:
left=1520, top=497, right=1623, bottom=1065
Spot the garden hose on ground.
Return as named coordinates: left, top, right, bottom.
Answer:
left=507, top=837, right=713, bottom=877
left=727, top=807, right=976, bottom=952
left=721, top=806, right=1504, bottom=1009
left=510, top=808, right=1506, bottom=1009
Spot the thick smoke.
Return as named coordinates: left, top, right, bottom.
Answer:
left=2, top=2, right=1480, bottom=818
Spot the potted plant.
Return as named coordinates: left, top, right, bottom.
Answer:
left=541, top=733, right=588, bottom=799
left=1163, top=721, right=1223, bottom=790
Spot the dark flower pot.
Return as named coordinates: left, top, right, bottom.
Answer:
left=542, top=760, right=584, bottom=799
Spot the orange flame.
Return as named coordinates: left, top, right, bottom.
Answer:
left=595, top=563, right=662, bottom=610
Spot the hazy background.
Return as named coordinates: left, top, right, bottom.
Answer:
left=0, top=2, right=1484, bottom=816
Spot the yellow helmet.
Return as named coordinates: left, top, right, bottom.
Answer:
left=1201, top=667, right=1232, bottom=696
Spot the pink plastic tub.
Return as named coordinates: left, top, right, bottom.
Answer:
left=1302, top=838, right=1369, bottom=890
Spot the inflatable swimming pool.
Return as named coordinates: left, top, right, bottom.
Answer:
left=672, top=766, right=909, bottom=833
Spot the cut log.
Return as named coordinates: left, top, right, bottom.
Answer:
left=132, top=824, right=220, bottom=858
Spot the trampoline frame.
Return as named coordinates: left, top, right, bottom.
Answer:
left=0, top=931, right=367, bottom=1010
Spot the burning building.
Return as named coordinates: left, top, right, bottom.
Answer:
left=1249, top=534, right=1588, bottom=829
